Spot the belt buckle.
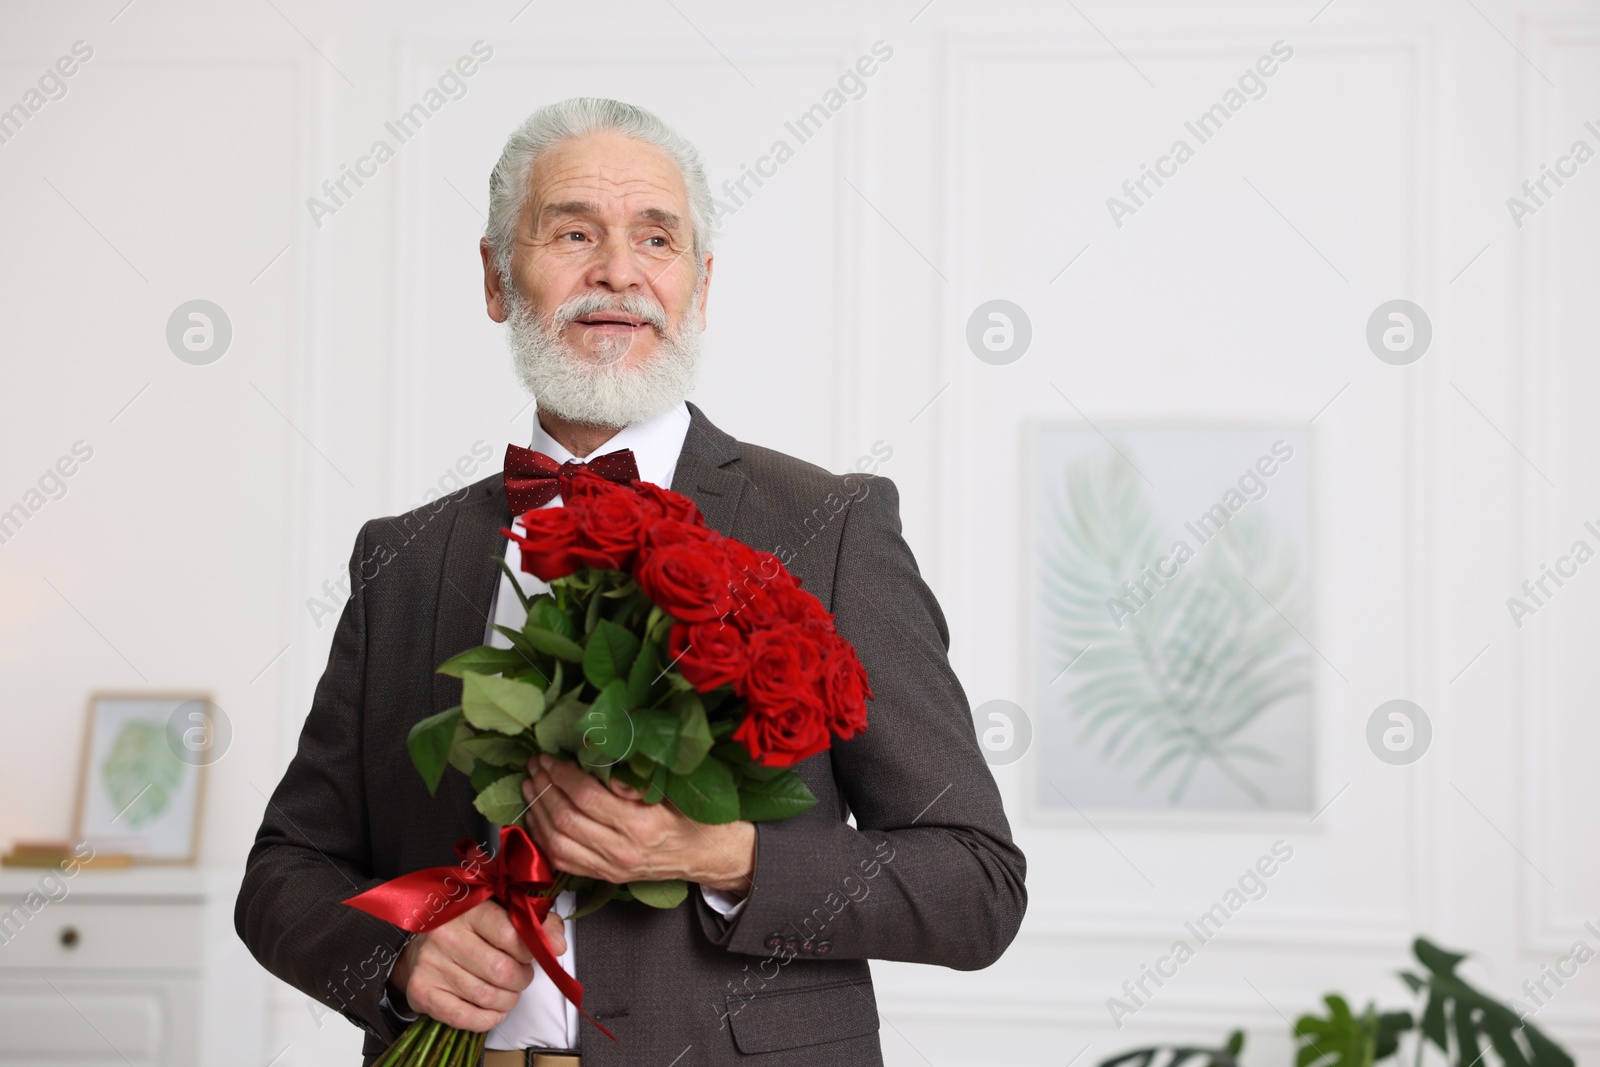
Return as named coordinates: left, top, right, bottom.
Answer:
left=527, top=1049, right=581, bottom=1067
left=483, top=1049, right=580, bottom=1067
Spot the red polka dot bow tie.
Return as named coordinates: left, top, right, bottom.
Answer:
left=503, top=442, right=640, bottom=517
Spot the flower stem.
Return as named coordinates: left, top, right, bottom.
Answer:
left=409, top=1019, right=442, bottom=1065
left=371, top=1017, right=427, bottom=1067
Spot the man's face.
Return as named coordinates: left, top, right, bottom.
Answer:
left=488, top=129, right=710, bottom=369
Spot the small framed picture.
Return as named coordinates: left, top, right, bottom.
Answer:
left=72, top=692, right=212, bottom=864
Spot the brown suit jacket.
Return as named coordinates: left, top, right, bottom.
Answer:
left=235, top=401, right=1027, bottom=1065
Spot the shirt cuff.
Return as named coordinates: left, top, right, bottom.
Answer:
left=700, top=884, right=749, bottom=919
left=378, top=991, right=419, bottom=1024
left=378, top=938, right=419, bottom=1024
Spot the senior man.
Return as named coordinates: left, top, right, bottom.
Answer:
left=237, top=97, right=1026, bottom=1066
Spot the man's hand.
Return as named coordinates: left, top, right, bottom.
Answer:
left=386, top=900, right=566, bottom=1032
left=522, top=753, right=757, bottom=895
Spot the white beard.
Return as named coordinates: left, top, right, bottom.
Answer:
left=504, top=281, right=703, bottom=428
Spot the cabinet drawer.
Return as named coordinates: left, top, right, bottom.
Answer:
left=0, top=975, right=200, bottom=1065
left=0, top=902, right=202, bottom=971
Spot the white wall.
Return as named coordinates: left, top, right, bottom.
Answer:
left=1, top=1, right=1596, bottom=1063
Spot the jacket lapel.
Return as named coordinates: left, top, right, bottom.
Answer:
left=431, top=477, right=511, bottom=716
left=672, top=401, right=745, bottom=536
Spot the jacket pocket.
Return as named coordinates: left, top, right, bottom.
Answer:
left=725, top=977, right=879, bottom=1054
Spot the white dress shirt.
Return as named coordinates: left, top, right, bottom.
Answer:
left=483, top=399, right=747, bottom=1050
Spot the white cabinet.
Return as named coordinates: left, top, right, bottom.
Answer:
left=0, top=868, right=264, bottom=1066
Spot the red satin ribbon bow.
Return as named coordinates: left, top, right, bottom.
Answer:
left=504, top=443, right=640, bottom=518
left=343, top=824, right=616, bottom=1041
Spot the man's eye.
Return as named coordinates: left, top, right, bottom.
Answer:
left=645, top=236, right=668, bottom=248
left=560, top=231, right=587, bottom=242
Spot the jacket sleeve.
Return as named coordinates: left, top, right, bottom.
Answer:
left=234, top=522, right=412, bottom=1042
left=697, top=475, right=1028, bottom=970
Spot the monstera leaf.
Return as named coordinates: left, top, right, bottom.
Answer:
left=101, top=720, right=182, bottom=827
left=1400, top=938, right=1574, bottom=1067
left=1296, top=994, right=1412, bottom=1067
left=1100, top=1030, right=1244, bottom=1067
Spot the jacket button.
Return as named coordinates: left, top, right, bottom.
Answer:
left=764, top=933, right=783, bottom=951
left=800, top=939, right=815, bottom=955
left=814, top=940, right=833, bottom=955
left=782, top=936, right=800, bottom=955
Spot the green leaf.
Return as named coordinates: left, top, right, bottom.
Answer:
left=627, top=879, right=688, bottom=909
left=670, top=693, right=714, bottom=775
left=578, top=680, right=634, bottom=761
left=663, top=757, right=740, bottom=824
left=738, top=770, right=818, bottom=822
left=631, top=707, right=680, bottom=767
left=469, top=762, right=508, bottom=791
left=584, top=619, right=642, bottom=689
left=407, top=706, right=462, bottom=795
left=613, top=761, right=652, bottom=792
left=535, top=691, right=587, bottom=754
left=459, top=735, right=532, bottom=768
left=1399, top=938, right=1574, bottom=1067
left=628, top=641, right=664, bottom=708
left=462, top=672, right=545, bottom=734
left=473, top=771, right=530, bottom=825
left=522, top=625, right=585, bottom=663
left=712, top=740, right=753, bottom=764
left=569, top=880, right=620, bottom=920
left=536, top=596, right=578, bottom=640
left=446, top=716, right=476, bottom=775
left=643, top=760, right=669, bottom=804
left=437, top=646, right=537, bottom=679
left=584, top=578, right=605, bottom=633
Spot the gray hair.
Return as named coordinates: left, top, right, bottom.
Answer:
left=485, top=97, right=715, bottom=284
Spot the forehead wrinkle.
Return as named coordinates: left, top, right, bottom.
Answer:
left=529, top=147, right=688, bottom=231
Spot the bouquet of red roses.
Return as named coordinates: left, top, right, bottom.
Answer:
left=345, top=465, right=872, bottom=1064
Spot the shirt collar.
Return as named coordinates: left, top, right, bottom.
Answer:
left=528, top=399, right=692, bottom=493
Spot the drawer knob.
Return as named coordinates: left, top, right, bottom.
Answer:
left=59, top=926, right=79, bottom=949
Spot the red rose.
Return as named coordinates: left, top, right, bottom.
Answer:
left=668, top=619, right=747, bottom=692
left=505, top=509, right=583, bottom=581
left=735, top=583, right=831, bottom=636
left=818, top=644, right=872, bottom=739
left=635, top=541, right=738, bottom=622
left=641, top=517, right=719, bottom=551
left=724, top=539, right=794, bottom=589
left=569, top=490, right=647, bottom=571
left=739, top=625, right=823, bottom=706
left=636, top=481, right=704, bottom=526
left=732, top=695, right=831, bottom=767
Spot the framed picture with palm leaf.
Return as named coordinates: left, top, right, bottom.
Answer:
left=1029, top=423, right=1314, bottom=812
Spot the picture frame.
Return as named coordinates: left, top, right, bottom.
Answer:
left=1028, top=422, right=1315, bottom=814
left=71, top=691, right=210, bottom=864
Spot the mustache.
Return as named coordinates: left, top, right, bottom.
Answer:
left=549, top=290, right=670, bottom=334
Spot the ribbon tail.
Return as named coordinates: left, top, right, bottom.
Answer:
left=507, top=900, right=618, bottom=1042
left=343, top=868, right=490, bottom=934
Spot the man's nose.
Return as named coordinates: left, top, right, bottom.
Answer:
left=582, top=233, right=648, bottom=292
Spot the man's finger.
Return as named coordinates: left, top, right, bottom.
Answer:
left=608, top=778, right=643, bottom=801
left=542, top=910, right=568, bottom=957
left=525, top=773, right=636, bottom=858
left=418, top=983, right=509, bottom=1033
left=467, top=900, right=535, bottom=965
left=437, top=954, right=525, bottom=1012
left=539, top=757, right=639, bottom=823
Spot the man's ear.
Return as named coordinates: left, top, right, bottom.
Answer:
left=481, top=238, right=508, bottom=324
left=696, top=253, right=713, bottom=331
